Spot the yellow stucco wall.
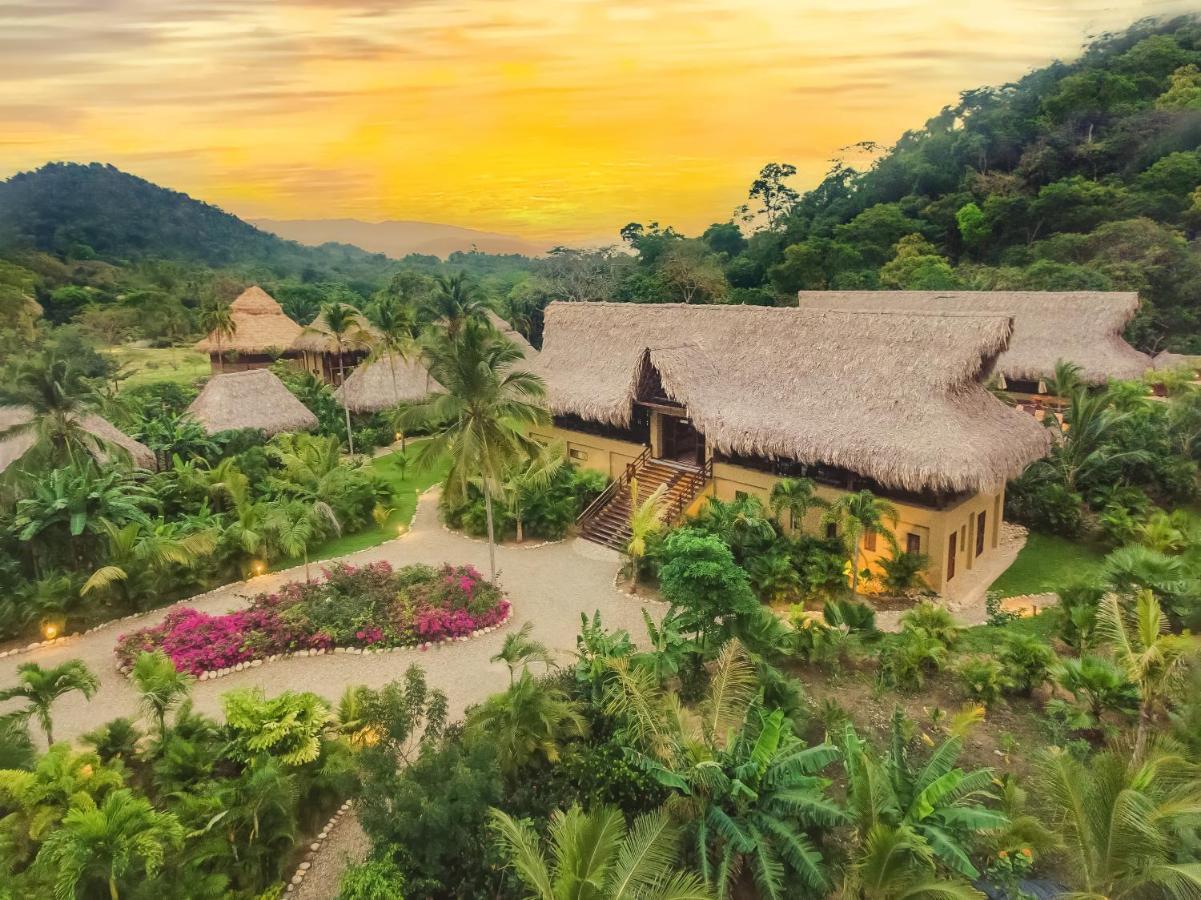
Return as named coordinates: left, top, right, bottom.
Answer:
left=538, top=422, right=1005, bottom=596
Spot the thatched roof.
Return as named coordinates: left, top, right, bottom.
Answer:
left=334, top=353, right=443, bottom=413
left=194, top=286, right=303, bottom=355
left=486, top=311, right=538, bottom=359
left=292, top=309, right=382, bottom=354
left=186, top=370, right=318, bottom=436
left=0, top=407, right=155, bottom=474
left=795, top=291, right=1150, bottom=385
left=1152, top=350, right=1200, bottom=372
left=536, top=302, right=1051, bottom=494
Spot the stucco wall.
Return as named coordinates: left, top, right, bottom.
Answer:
left=542, top=422, right=1005, bottom=596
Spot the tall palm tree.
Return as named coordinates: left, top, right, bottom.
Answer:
left=400, top=319, right=548, bottom=580
left=465, top=670, right=587, bottom=775
left=626, top=478, right=668, bottom=594
left=1046, top=359, right=1083, bottom=400
left=1096, top=590, right=1194, bottom=759
left=769, top=476, right=826, bottom=533
left=489, top=804, right=713, bottom=900
left=35, top=789, right=184, bottom=900
left=0, top=660, right=100, bottom=745
left=1037, top=745, right=1201, bottom=899
left=491, top=621, right=557, bottom=685
left=317, top=302, right=367, bottom=455
left=365, top=294, right=419, bottom=430
left=265, top=497, right=339, bottom=582
left=198, top=296, right=235, bottom=374
left=420, top=272, right=491, bottom=337
left=821, top=490, right=899, bottom=596
left=130, top=650, right=193, bottom=743
left=1050, top=389, right=1150, bottom=492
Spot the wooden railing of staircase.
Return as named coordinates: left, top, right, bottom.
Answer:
left=576, top=445, right=651, bottom=528
left=661, top=458, right=713, bottom=525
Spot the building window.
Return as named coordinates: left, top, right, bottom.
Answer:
left=947, top=532, right=957, bottom=581
left=906, top=533, right=921, bottom=555
left=735, top=490, right=749, bottom=501
left=976, top=511, right=986, bottom=557
left=569, top=448, right=587, bottom=461
left=863, top=530, right=877, bottom=552
left=825, top=522, right=838, bottom=540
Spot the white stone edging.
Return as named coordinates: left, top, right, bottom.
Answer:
left=438, top=520, right=566, bottom=551
left=286, top=800, right=354, bottom=894
left=115, top=608, right=514, bottom=680
left=612, top=570, right=668, bottom=605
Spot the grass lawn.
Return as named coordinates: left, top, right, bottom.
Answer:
left=106, top=345, right=210, bottom=390
left=988, top=531, right=1109, bottom=597
left=274, top=443, right=450, bottom=571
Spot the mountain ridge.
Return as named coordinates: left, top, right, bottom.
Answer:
left=251, top=217, right=548, bottom=260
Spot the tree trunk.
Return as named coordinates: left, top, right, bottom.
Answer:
left=1134, top=699, right=1152, bottom=760
left=484, top=489, right=497, bottom=582
left=629, top=554, right=639, bottom=594
left=304, top=550, right=311, bottom=584
left=340, top=349, right=355, bottom=456
left=110, top=875, right=120, bottom=900
left=850, top=541, right=861, bottom=597
left=515, top=509, right=524, bottom=543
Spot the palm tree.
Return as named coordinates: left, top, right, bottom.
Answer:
left=1096, top=590, right=1194, bottom=759
left=842, top=824, right=984, bottom=900
left=130, top=650, right=193, bottom=743
left=769, top=476, right=826, bottom=533
left=365, top=294, right=419, bottom=429
left=0, top=660, right=100, bottom=745
left=420, top=272, right=491, bottom=337
left=199, top=296, right=236, bottom=374
left=626, top=478, right=668, bottom=594
left=400, top=319, right=548, bottom=580
left=489, top=804, right=712, bottom=900
left=466, top=671, right=587, bottom=774
left=1046, top=359, right=1083, bottom=400
left=500, top=440, right=566, bottom=543
left=317, top=302, right=367, bottom=455
left=821, top=490, right=899, bottom=596
left=81, top=519, right=216, bottom=610
left=1038, top=745, right=1201, bottom=899
left=35, top=789, right=184, bottom=900
left=491, top=621, right=556, bottom=685
left=265, top=497, right=339, bottom=582
left=1049, top=388, right=1150, bottom=492
left=0, top=350, right=108, bottom=472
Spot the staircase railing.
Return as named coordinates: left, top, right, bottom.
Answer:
left=577, top=445, right=651, bottom=528
left=661, top=458, right=713, bottom=526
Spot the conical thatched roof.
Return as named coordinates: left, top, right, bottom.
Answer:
left=334, top=353, right=443, bottom=413
left=486, top=311, right=537, bottom=359
left=1152, top=350, right=1200, bottom=372
left=0, top=406, right=155, bottom=474
left=194, top=286, right=303, bottom=355
left=795, top=291, right=1150, bottom=385
left=536, top=302, right=1051, bottom=494
left=186, top=370, right=318, bottom=436
left=291, top=309, right=382, bottom=354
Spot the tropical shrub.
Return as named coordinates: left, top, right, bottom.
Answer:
left=878, top=550, right=931, bottom=594
left=440, top=463, right=607, bottom=541
left=1005, top=467, right=1084, bottom=536
left=997, top=632, right=1056, bottom=696
left=337, top=857, right=407, bottom=900
left=959, top=657, right=1011, bottom=706
left=115, top=561, right=510, bottom=673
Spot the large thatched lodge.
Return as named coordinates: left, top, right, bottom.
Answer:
left=795, top=290, right=1153, bottom=393
left=532, top=301, right=1053, bottom=594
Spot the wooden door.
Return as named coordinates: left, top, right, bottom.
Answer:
left=947, top=531, right=957, bottom=581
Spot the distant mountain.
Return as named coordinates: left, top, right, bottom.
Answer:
left=252, top=217, right=548, bottom=260
left=0, top=163, right=389, bottom=278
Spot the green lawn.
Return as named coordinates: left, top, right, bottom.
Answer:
left=106, top=345, right=211, bottom=390
left=273, top=444, right=450, bottom=571
left=988, top=531, right=1109, bottom=597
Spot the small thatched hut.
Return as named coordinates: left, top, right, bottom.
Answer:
left=0, top=407, right=155, bottom=474
left=334, top=354, right=441, bottom=414
left=1152, top=349, right=1201, bottom=372
left=532, top=301, right=1051, bottom=595
left=794, top=291, right=1151, bottom=390
left=194, top=286, right=303, bottom=374
left=186, top=370, right=318, bottom=437
left=292, top=310, right=381, bottom=386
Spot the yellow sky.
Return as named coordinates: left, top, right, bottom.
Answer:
left=0, top=0, right=1191, bottom=243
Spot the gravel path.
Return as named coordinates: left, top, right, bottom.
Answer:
left=294, top=814, right=370, bottom=900
left=0, top=488, right=658, bottom=743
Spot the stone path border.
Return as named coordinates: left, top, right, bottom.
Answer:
left=287, top=801, right=355, bottom=894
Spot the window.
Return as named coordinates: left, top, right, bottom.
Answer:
left=947, top=532, right=957, bottom=581
left=863, top=530, right=877, bottom=551
left=569, top=448, right=587, bottom=461
left=976, top=511, right=986, bottom=557
left=825, top=522, right=838, bottom=540
left=906, top=533, right=921, bottom=555
left=735, top=490, right=749, bottom=501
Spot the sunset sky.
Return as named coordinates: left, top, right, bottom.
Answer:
left=0, top=0, right=1193, bottom=244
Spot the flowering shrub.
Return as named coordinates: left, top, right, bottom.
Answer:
left=116, top=561, right=508, bottom=674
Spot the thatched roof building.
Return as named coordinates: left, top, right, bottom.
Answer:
left=536, top=302, right=1050, bottom=494
left=794, top=291, right=1151, bottom=385
left=291, top=309, right=381, bottom=354
left=0, top=407, right=155, bottom=474
left=186, top=370, right=318, bottom=436
left=1152, top=349, right=1201, bottom=372
left=334, top=354, right=443, bottom=414
left=486, top=311, right=538, bottom=359
left=194, top=286, right=303, bottom=356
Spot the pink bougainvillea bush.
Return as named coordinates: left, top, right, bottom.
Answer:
left=115, top=562, right=509, bottom=674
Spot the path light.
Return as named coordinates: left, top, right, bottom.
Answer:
left=41, top=621, right=58, bottom=640
left=397, top=524, right=408, bottom=537
left=253, top=561, right=266, bottom=576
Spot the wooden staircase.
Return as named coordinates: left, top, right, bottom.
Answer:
left=577, top=450, right=712, bottom=551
